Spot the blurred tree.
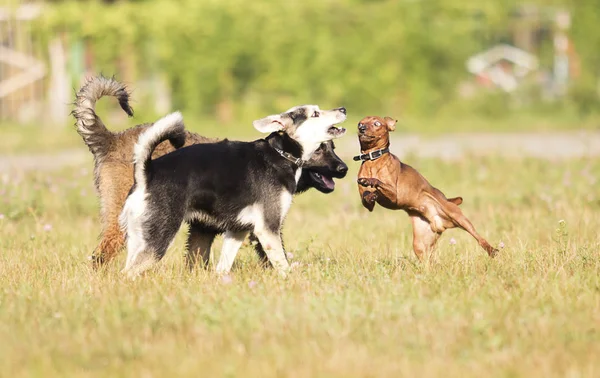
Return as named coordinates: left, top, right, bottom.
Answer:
left=34, top=0, right=597, bottom=119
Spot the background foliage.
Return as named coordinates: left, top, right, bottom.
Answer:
left=36, top=0, right=600, bottom=121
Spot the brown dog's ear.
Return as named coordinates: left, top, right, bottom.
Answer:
left=383, top=117, right=397, bottom=131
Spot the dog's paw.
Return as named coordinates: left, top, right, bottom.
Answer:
left=357, top=177, right=378, bottom=187
left=482, top=242, right=499, bottom=258
left=89, top=254, right=106, bottom=270
left=277, top=269, right=289, bottom=279
left=357, top=177, right=370, bottom=187
left=362, top=191, right=378, bottom=212
left=363, top=191, right=378, bottom=202
left=358, top=177, right=383, bottom=188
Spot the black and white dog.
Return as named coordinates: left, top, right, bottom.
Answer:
left=120, top=105, right=347, bottom=278
left=189, top=139, right=348, bottom=270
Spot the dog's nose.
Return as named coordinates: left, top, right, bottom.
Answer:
left=358, top=124, right=366, bottom=133
left=336, top=107, right=346, bottom=114
left=337, top=164, right=348, bottom=174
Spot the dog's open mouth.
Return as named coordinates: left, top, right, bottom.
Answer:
left=309, top=171, right=335, bottom=191
left=328, top=125, right=346, bottom=137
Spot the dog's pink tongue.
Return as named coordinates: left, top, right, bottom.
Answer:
left=322, top=175, right=335, bottom=190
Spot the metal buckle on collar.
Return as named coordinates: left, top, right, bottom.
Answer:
left=368, top=150, right=382, bottom=160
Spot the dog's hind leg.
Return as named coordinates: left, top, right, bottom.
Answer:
left=122, top=238, right=156, bottom=279
left=92, top=224, right=125, bottom=268
left=92, top=163, right=133, bottom=268
left=410, top=213, right=440, bottom=261
left=122, top=223, right=181, bottom=279
left=440, top=201, right=498, bottom=257
left=121, top=196, right=184, bottom=278
left=121, top=211, right=151, bottom=278
left=215, top=231, right=249, bottom=274
left=186, top=222, right=217, bottom=270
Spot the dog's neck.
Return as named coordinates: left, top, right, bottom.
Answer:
left=266, top=132, right=304, bottom=164
left=359, top=137, right=390, bottom=155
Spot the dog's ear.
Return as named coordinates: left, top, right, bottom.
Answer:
left=383, top=117, right=397, bottom=132
left=253, top=115, right=287, bottom=133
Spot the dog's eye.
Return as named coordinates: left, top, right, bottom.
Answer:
left=374, top=121, right=381, bottom=127
left=312, top=111, right=320, bottom=118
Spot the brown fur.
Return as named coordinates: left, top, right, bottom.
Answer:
left=356, top=116, right=498, bottom=260
left=72, top=76, right=216, bottom=267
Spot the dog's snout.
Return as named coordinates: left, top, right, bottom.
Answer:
left=358, top=124, right=366, bottom=133
left=337, top=164, right=348, bottom=175
left=336, top=107, right=346, bottom=114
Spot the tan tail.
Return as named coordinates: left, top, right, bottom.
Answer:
left=71, top=75, right=133, bottom=161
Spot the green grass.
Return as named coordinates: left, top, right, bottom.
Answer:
left=1, top=151, right=599, bottom=377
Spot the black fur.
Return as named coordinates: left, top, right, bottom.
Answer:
left=125, top=131, right=312, bottom=272
left=193, top=139, right=348, bottom=268
left=296, top=140, right=347, bottom=193
left=144, top=133, right=301, bottom=238
left=288, top=107, right=308, bottom=125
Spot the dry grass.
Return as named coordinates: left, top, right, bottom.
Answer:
left=1, top=151, right=599, bottom=377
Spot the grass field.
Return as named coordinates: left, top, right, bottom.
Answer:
left=1, top=137, right=599, bottom=376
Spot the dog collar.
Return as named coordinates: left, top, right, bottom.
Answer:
left=273, top=147, right=304, bottom=167
left=353, top=148, right=389, bottom=162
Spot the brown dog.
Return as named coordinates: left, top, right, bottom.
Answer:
left=355, top=116, right=498, bottom=259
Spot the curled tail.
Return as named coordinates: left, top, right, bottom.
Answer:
left=71, top=75, right=133, bottom=160
left=133, top=112, right=186, bottom=191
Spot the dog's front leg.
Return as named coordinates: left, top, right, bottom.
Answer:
left=215, top=231, right=249, bottom=274
left=361, top=191, right=378, bottom=212
left=251, top=231, right=288, bottom=269
left=252, top=228, right=290, bottom=277
left=249, top=233, right=269, bottom=268
left=358, top=177, right=397, bottom=200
